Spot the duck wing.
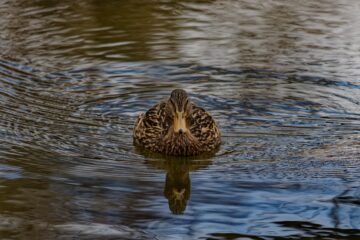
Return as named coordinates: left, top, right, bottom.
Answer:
left=133, top=101, right=168, bottom=151
left=189, top=104, right=221, bottom=151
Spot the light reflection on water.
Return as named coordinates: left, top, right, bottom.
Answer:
left=1, top=0, right=360, bottom=239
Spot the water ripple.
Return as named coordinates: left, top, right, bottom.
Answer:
left=1, top=0, right=360, bottom=239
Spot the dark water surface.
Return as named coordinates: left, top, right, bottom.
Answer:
left=1, top=0, right=360, bottom=239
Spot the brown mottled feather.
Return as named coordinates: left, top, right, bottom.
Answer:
left=133, top=97, right=220, bottom=156
left=189, top=105, right=221, bottom=152
left=133, top=101, right=168, bottom=153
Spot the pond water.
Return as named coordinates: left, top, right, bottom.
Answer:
left=1, top=0, right=360, bottom=239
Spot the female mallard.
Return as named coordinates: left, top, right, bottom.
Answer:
left=133, top=89, right=220, bottom=156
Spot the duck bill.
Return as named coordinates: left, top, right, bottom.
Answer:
left=173, top=111, right=187, bottom=133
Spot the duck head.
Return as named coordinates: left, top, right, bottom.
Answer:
left=164, top=89, right=199, bottom=156
left=166, top=89, right=192, bottom=135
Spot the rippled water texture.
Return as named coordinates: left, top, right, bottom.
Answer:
left=1, top=0, right=360, bottom=239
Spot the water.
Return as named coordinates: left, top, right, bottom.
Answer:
left=1, top=0, right=360, bottom=239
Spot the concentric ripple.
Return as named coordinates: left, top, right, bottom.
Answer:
left=1, top=0, right=360, bottom=239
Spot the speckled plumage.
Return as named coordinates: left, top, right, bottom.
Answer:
left=133, top=89, right=220, bottom=156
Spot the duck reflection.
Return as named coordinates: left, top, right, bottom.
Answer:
left=164, top=161, right=191, bottom=214
left=145, top=156, right=211, bottom=215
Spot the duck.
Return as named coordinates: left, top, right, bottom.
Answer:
left=133, top=89, right=220, bottom=156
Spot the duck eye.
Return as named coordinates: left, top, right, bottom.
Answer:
left=169, top=99, right=176, bottom=108
left=184, top=100, right=190, bottom=110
